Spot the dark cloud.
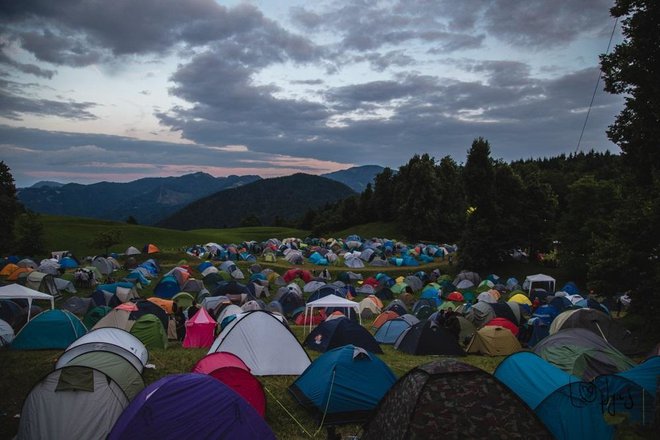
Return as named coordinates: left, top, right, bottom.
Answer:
left=1, top=0, right=319, bottom=66
left=0, top=80, right=97, bottom=120
left=351, top=51, right=417, bottom=72
left=0, top=45, right=56, bottom=78
left=290, top=79, right=324, bottom=85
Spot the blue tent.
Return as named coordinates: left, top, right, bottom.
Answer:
left=11, top=309, right=87, bottom=350
left=60, top=256, right=79, bottom=269
left=495, top=352, right=613, bottom=440
left=108, top=374, right=275, bottom=439
left=307, top=285, right=346, bottom=303
left=594, top=356, right=660, bottom=426
left=374, top=318, right=413, bottom=344
left=289, top=345, right=396, bottom=425
left=153, top=275, right=180, bottom=299
left=125, top=271, right=150, bottom=286
left=304, top=317, right=382, bottom=353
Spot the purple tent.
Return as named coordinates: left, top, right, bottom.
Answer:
left=108, top=373, right=275, bottom=439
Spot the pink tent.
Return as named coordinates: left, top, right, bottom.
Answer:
left=183, top=307, right=216, bottom=348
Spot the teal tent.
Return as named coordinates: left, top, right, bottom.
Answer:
left=12, top=309, right=87, bottom=350
left=495, top=352, right=613, bottom=440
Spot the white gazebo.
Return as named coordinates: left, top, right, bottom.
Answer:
left=304, top=294, right=360, bottom=332
left=0, top=284, right=55, bottom=321
left=523, top=274, right=556, bottom=294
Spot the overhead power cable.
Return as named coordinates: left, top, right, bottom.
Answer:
left=575, top=16, right=619, bottom=154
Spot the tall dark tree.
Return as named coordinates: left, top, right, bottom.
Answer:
left=595, top=0, right=660, bottom=324
left=0, top=162, right=21, bottom=254
left=358, top=183, right=374, bottom=223
left=459, top=138, right=497, bottom=269
left=601, top=0, right=660, bottom=185
left=90, top=229, right=123, bottom=255
left=436, top=156, right=466, bottom=242
left=393, top=154, right=441, bottom=241
left=371, top=167, right=396, bottom=221
left=14, top=211, right=46, bottom=257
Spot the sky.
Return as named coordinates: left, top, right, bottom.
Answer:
left=0, top=0, right=625, bottom=188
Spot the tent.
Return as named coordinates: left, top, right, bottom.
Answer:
left=208, top=310, right=311, bottom=375
left=183, top=307, right=216, bottom=348
left=594, top=356, right=660, bottom=426
left=371, top=310, right=400, bottom=330
left=130, top=314, right=168, bottom=350
left=108, top=374, right=275, bottom=439
left=18, top=366, right=130, bottom=440
left=549, top=308, right=640, bottom=355
left=290, top=345, right=396, bottom=425
left=153, top=275, right=180, bottom=299
left=358, top=296, right=381, bottom=318
left=374, top=317, right=415, bottom=345
left=467, top=326, right=522, bottom=356
left=192, top=352, right=266, bottom=417
left=304, top=317, right=383, bottom=354
left=61, top=296, right=94, bottom=316
left=25, top=272, right=59, bottom=297
left=56, top=327, right=148, bottom=373
left=394, top=319, right=464, bottom=356
left=0, top=284, right=54, bottom=320
left=11, top=309, right=87, bottom=350
left=0, top=318, right=15, bottom=346
left=142, top=243, right=160, bottom=254
left=533, top=328, right=636, bottom=381
left=303, top=294, right=360, bottom=332
left=363, top=358, right=552, bottom=440
left=495, top=352, right=613, bottom=440
left=125, top=246, right=141, bottom=256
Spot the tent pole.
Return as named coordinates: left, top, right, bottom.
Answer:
left=27, top=298, right=32, bottom=322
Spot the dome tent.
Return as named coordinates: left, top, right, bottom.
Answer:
left=11, top=309, right=87, bottom=350
left=108, top=374, right=275, bottom=439
left=192, top=352, right=266, bottom=417
left=208, top=310, right=311, bottom=375
left=363, top=358, right=551, bottom=440
left=19, top=366, right=129, bottom=440
left=289, top=345, right=396, bottom=425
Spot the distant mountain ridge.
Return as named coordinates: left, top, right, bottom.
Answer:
left=321, top=165, right=383, bottom=192
left=17, top=166, right=382, bottom=225
left=18, top=172, right=261, bottom=225
left=157, top=173, right=356, bottom=230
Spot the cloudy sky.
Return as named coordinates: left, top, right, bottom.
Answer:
left=1, top=0, right=624, bottom=187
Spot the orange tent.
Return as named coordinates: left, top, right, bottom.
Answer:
left=148, top=297, right=175, bottom=314
left=366, top=295, right=384, bottom=309
left=144, top=244, right=160, bottom=254
left=0, top=263, right=19, bottom=277
left=371, top=310, right=399, bottom=330
left=7, top=267, right=33, bottom=281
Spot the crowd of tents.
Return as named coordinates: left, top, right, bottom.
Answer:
left=1, top=235, right=658, bottom=439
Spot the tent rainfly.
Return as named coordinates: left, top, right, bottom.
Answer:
left=0, top=284, right=54, bottom=321
left=304, top=294, right=360, bottom=332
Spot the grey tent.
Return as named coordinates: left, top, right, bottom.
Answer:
left=18, top=366, right=129, bottom=440
left=465, top=301, right=496, bottom=328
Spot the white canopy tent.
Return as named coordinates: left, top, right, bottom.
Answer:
left=0, top=284, right=54, bottom=321
left=523, top=274, right=556, bottom=294
left=304, top=294, right=361, bottom=332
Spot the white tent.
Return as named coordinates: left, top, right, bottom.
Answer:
left=304, top=294, right=361, bottom=332
left=0, top=318, right=14, bottom=346
left=125, top=246, right=141, bottom=256
left=523, top=274, right=556, bottom=294
left=56, top=327, right=148, bottom=373
left=208, top=310, right=310, bottom=375
left=0, top=284, right=54, bottom=321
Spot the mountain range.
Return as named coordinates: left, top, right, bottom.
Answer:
left=18, top=165, right=383, bottom=226
left=157, top=173, right=357, bottom=230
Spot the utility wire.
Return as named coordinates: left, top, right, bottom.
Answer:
left=575, top=16, right=619, bottom=154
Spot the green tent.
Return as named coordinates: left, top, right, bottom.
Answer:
left=61, top=351, right=144, bottom=400
left=83, top=306, right=112, bottom=329
left=130, top=314, right=167, bottom=350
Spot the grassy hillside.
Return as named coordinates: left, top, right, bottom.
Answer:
left=41, top=215, right=309, bottom=257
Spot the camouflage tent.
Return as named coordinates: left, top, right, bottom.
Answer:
left=362, top=359, right=552, bottom=440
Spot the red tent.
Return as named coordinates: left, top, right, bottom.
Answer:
left=283, top=269, right=313, bottom=284
left=191, top=352, right=266, bottom=417
left=484, top=317, right=519, bottom=336
left=183, top=307, right=216, bottom=348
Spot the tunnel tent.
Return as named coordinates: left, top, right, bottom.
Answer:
left=18, top=366, right=129, bottom=440
left=56, top=327, right=148, bottom=373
